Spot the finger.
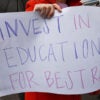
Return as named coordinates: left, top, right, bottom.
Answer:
left=47, top=6, right=55, bottom=18
left=45, top=6, right=52, bottom=18
left=34, top=4, right=41, bottom=11
left=40, top=6, right=46, bottom=17
left=53, top=3, right=62, bottom=12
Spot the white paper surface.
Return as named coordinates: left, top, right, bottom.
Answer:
left=0, top=6, right=100, bottom=97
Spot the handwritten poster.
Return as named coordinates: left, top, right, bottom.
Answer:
left=0, top=6, right=100, bottom=97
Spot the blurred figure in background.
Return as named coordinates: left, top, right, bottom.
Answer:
left=80, top=0, right=100, bottom=6
left=0, top=0, right=27, bottom=12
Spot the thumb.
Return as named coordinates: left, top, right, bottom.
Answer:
left=53, top=3, right=62, bottom=12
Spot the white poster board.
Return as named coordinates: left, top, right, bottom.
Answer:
left=0, top=6, right=100, bottom=97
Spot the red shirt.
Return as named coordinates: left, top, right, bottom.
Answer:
left=26, top=0, right=82, bottom=11
left=25, top=0, right=82, bottom=100
left=25, top=0, right=99, bottom=100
